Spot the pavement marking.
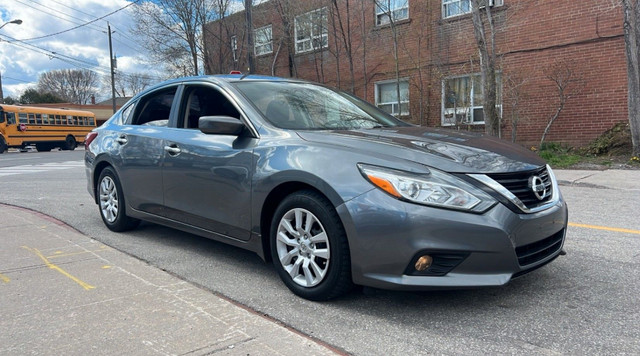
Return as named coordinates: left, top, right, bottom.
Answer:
left=0, top=272, right=9, bottom=283
left=569, top=222, right=640, bottom=235
left=0, top=160, right=83, bottom=177
left=47, top=246, right=110, bottom=259
left=22, top=245, right=96, bottom=291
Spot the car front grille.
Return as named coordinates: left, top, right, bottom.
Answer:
left=487, top=166, right=553, bottom=210
left=515, top=229, right=565, bottom=267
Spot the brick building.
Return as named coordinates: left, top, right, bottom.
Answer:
left=203, top=0, right=628, bottom=147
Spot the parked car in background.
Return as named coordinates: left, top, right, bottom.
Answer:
left=85, top=75, right=567, bottom=300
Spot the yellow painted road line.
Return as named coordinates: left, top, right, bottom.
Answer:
left=569, top=222, right=640, bottom=235
left=47, top=246, right=110, bottom=259
left=22, top=246, right=96, bottom=291
left=0, top=273, right=9, bottom=283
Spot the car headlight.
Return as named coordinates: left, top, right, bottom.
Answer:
left=358, top=164, right=496, bottom=213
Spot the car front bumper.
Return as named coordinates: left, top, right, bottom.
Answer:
left=338, top=189, right=568, bottom=290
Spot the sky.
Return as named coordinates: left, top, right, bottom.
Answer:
left=0, top=0, right=253, bottom=102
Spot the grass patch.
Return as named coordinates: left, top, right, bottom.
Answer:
left=538, top=143, right=582, bottom=168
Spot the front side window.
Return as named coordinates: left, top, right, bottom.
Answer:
left=295, top=7, right=328, bottom=53
left=442, top=0, right=503, bottom=19
left=442, top=73, right=502, bottom=125
left=376, top=0, right=409, bottom=26
left=375, top=80, right=410, bottom=116
left=254, top=25, right=273, bottom=56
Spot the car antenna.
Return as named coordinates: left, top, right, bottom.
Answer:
left=241, top=72, right=251, bottom=80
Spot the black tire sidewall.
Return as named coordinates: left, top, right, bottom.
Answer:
left=270, top=191, right=351, bottom=301
left=0, top=136, right=6, bottom=154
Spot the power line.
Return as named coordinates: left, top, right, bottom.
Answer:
left=9, top=0, right=141, bottom=42
left=20, top=0, right=105, bottom=33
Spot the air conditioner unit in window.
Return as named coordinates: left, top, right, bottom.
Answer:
left=478, top=0, right=498, bottom=8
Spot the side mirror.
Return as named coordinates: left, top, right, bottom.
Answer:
left=198, top=116, right=245, bottom=135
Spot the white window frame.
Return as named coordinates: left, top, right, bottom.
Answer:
left=231, top=35, right=238, bottom=62
left=294, top=7, right=329, bottom=54
left=375, top=79, right=410, bottom=116
left=376, top=0, right=409, bottom=26
left=254, top=25, right=273, bottom=56
left=442, top=0, right=503, bottom=19
left=441, top=73, right=502, bottom=126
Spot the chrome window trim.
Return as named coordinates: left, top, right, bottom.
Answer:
left=468, top=165, right=560, bottom=214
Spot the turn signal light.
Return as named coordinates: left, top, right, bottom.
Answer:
left=415, top=255, right=433, bottom=272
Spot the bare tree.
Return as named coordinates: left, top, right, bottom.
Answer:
left=374, top=0, right=405, bottom=117
left=470, top=0, right=500, bottom=137
left=132, top=0, right=213, bottom=76
left=37, top=69, right=99, bottom=104
left=540, top=60, right=584, bottom=147
left=621, top=0, right=640, bottom=156
left=102, top=73, right=154, bottom=98
left=502, top=73, right=528, bottom=143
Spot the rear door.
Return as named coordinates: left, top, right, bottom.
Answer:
left=115, top=86, right=180, bottom=216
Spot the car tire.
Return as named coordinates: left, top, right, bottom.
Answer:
left=97, top=167, right=140, bottom=232
left=270, top=190, right=353, bottom=301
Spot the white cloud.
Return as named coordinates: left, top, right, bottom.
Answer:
left=0, top=0, right=162, bottom=99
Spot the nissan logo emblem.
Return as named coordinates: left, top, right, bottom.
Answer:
left=529, top=176, right=547, bottom=200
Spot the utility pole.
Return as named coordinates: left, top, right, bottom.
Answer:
left=245, top=0, right=254, bottom=73
left=108, top=23, right=116, bottom=114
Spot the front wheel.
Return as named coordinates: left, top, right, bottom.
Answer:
left=0, top=136, right=6, bottom=154
left=97, top=167, right=140, bottom=232
left=270, top=190, right=352, bottom=301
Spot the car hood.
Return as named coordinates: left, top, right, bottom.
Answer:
left=296, top=126, right=545, bottom=174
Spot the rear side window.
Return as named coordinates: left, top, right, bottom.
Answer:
left=132, top=88, right=177, bottom=126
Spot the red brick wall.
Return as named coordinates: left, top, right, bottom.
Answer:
left=203, top=0, right=628, bottom=147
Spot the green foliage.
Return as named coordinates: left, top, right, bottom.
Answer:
left=2, top=96, right=17, bottom=104
left=538, top=143, right=582, bottom=168
left=18, top=88, right=65, bottom=104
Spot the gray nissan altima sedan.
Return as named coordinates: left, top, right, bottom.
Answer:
left=85, top=74, right=567, bottom=300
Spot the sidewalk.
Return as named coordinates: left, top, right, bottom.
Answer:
left=554, top=168, right=640, bottom=191
left=0, top=204, right=340, bottom=356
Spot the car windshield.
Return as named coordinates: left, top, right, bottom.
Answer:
left=234, top=81, right=409, bottom=130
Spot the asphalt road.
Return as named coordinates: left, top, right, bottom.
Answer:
left=1, top=149, right=639, bottom=355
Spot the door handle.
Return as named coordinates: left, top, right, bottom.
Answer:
left=164, top=145, right=181, bottom=155
left=116, top=135, right=128, bottom=145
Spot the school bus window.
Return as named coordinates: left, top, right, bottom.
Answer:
left=28, top=113, right=36, bottom=124
left=89, top=117, right=95, bottom=125
left=36, top=114, right=42, bottom=125
left=19, top=113, right=27, bottom=124
left=7, top=112, right=16, bottom=124
left=42, top=114, right=49, bottom=124
left=0, top=111, right=4, bottom=124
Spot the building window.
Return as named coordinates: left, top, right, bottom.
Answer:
left=375, top=80, right=410, bottom=116
left=254, top=25, right=272, bottom=56
left=295, top=7, right=328, bottom=54
left=231, top=35, right=238, bottom=62
left=376, top=0, right=409, bottom=26
left=442, top=73, right=501, bottom=125
left=442, top=0, right=503, bottom=19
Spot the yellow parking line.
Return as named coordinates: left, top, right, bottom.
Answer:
left=22, top=246, right=95, bottom=291
left=0, top=273, right=9, bottom=283
left=47, top=246, right=110, bottom=259
left=569, top=222, right=640, bottom=235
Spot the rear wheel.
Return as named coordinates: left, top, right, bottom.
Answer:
left=97, top=167, right=140, bottom=232
left=270, top=190, right=352, bottom=301
left=0, top=136, right=6, bottom=154
left=62, top=135, right=76, bottom=150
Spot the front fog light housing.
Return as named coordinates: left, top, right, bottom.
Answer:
left=358, top=164, right=496, bottom=213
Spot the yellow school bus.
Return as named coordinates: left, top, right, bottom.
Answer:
left=0, top=104, right=97, bottom=153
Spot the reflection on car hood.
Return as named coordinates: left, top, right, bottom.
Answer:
left=297, top=126, right=545, bottom=174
